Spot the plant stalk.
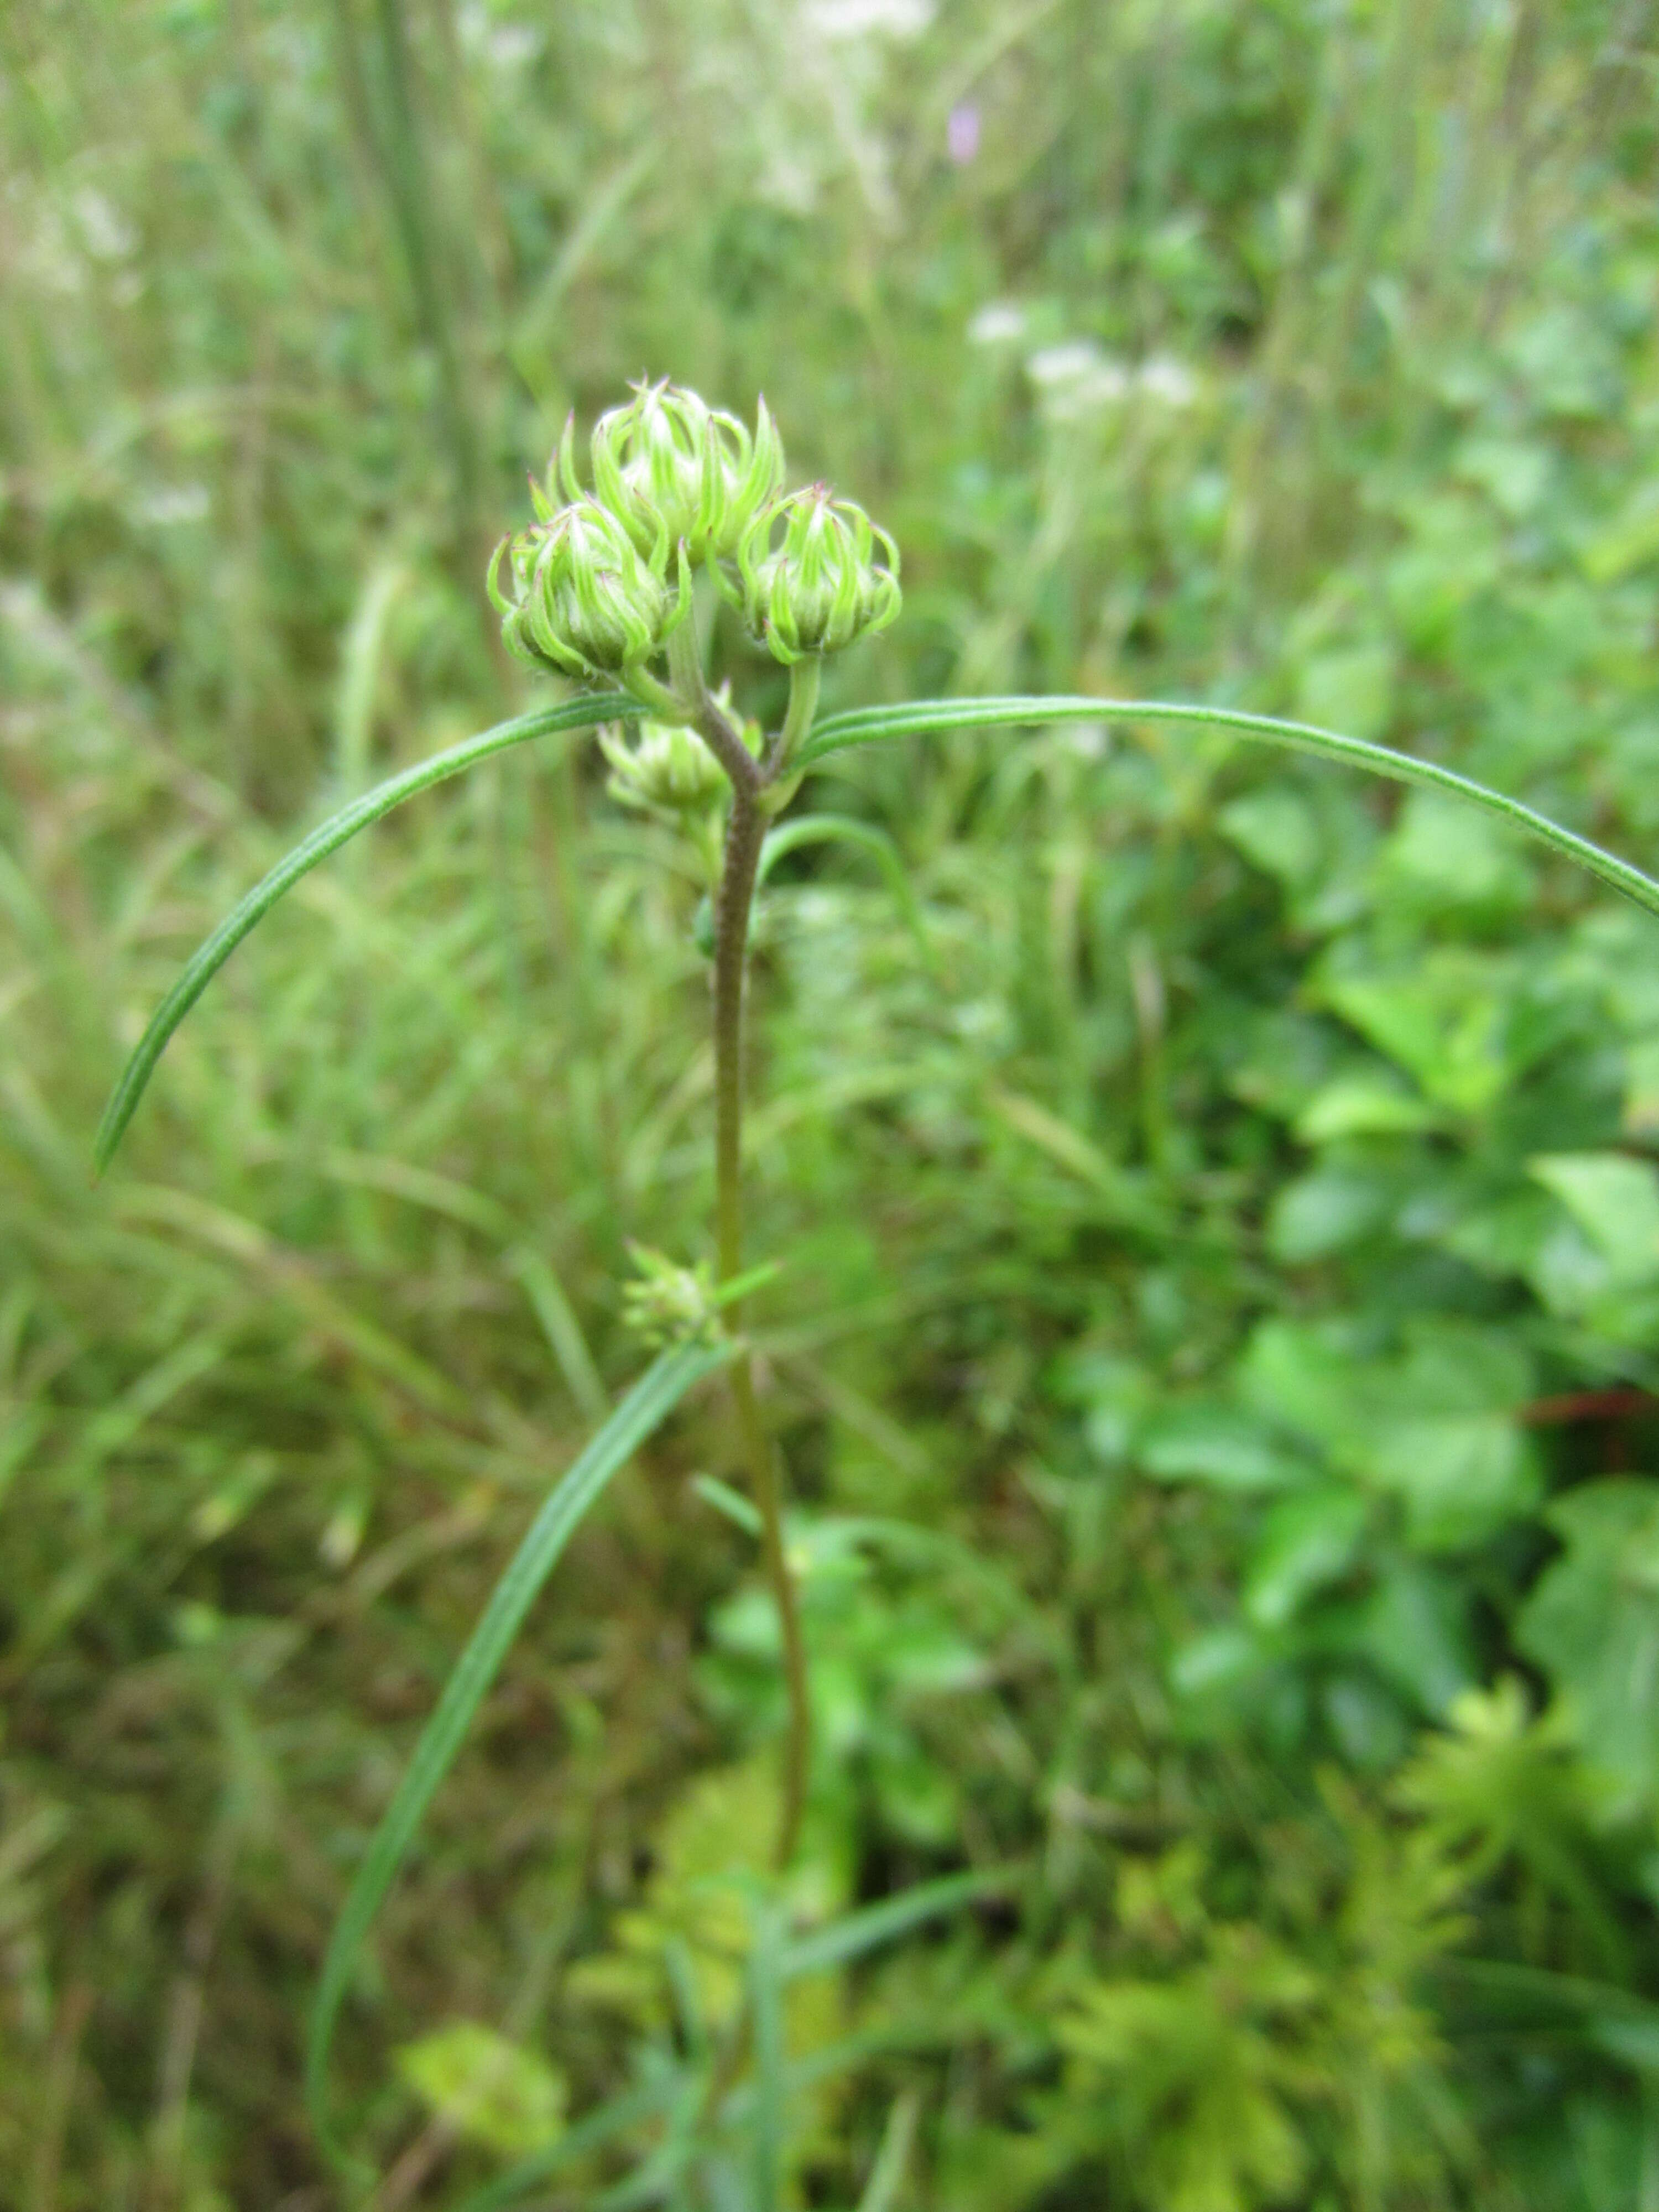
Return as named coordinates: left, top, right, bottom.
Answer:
left=670, top=622, right=760, bottom=794
left=712, top=779, right=810, bottom=1870
left=766, top=654, right=821, bottom=782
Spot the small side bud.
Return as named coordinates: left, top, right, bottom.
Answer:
left=734, top=486, right=901, bottom=664
left=487, top=499, right=690, bottom=681
left=598, top=716, right=727, bottom=820
left=598, top=684, right=760, bottom=855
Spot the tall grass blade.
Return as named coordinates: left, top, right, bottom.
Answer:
left=93, top=693, right=630, bottom=1173
left=305, top=1339, right=731, bottom=2179
left=800, top=697, right=1659, bottom=922
left=781, top=1866, right=1009, bottom=1980
left=748, top=1897, right=788, bottom=2212
left=448, top=2072, right=684, bottom=2212
left=854, top=2090, right=919, bottom=2212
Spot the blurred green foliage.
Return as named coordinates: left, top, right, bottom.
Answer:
left=6, top=0, right=1659, bottom=2205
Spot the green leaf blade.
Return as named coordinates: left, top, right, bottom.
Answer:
left=800, top=696, right=1659, bottom=924
left=781, top=1865, right=1009, bottom=1980
left=305, top=1338, right=730, bottom=2178
left=94, top=692, right=630, bottom=1175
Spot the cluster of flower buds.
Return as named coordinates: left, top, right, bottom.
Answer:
left=489, top=379, right=902, bottom=686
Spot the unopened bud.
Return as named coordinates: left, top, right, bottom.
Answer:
left=587, top=380, right=784, bottom=564
left=734, top=486, right=901, bottom=664
left=622, top=1244, right=723, bottom=1349
left=599, top=681, right=761, bottom=819
left=599, top=717, right=726, bottom=819
left=488, top=498, right=690, bottom=680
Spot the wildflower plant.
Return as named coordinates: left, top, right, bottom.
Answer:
left=93, top=379, right=1659, bottom=2193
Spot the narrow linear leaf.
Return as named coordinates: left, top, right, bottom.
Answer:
left=305, top=1339, right=731, bottom=2178
left=800, top=697, right=1659, bottom=923
left=448, top=2073, right=684, bottom=2212
left=781, top=1865, right=1011, bottom=1980
left=458, top=1876, right=1007, bottom=2212
left=749, top=1897, right=789, bottom=2212
left=758, top=813, right=932, bottom=962
left=855, top=2090, right=920, bottom=2212
left=510, top=1246, right=610, bottom=1425
left=95, top=692, right=630, bottom=1173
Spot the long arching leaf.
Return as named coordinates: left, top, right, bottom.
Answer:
left=306, top=1338, right=731, bottom=2180
left=799, top=696, right=1659, bottom=922
left=758, top=812, right=932, bottom=961
left=94, top=692, right=631, bottom=1174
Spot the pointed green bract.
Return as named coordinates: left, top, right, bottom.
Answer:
left=798, top=695, right=1659, bottom=924
left=305, top=1339, right=733, bottom=2179
left=93, top=693, right=633, bottom=1175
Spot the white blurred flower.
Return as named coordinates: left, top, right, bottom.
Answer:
left=456, top=4, right=540, bottom=65
left=1026, top=340, right=1130, bottom=419
left=134, top=484, right=211, bottom=526
left=1138, top=354, right=1198, bottom=406
left=73, top=186, right=136, bottom=262
left=969, top=301, right=1026, bottom=346
left=758, top=145, right=820, bottom=215
left=1061, top=721, right=1110, bottom=760
left=806, top=0, right=934, bottom=34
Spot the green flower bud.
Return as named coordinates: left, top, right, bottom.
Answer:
left=734, top=485, right=901, bottom=664
left=598, top=682, right=761, bottom=817
left=599, top=715, right=726, bottom=819
left=488, top=497, right=690, bottom=680
left=586, top=379, right=784, bottom=563
left=621, top=1243, right=723, bottom=1349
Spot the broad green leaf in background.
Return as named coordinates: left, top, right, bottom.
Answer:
left=1244, top=1488, right=1370, bottom=1629
left=1581, top=479, right=1659, bottom=584
left=1267, top=1164, right=1397, bottom=1264
left=1138, top=1402, right=1313, bottom=1494
left=1530, top=1152, right=1659, bottom=1289
left=1293, top=1068, right=1447, bottom=1143
left=1519, top=1479, right=1659, bottom=1821
left=1317, top=954, right=1514, bottom=1117
left=1237, top=1318, right=1536, bottom=1552
left=1239, top=1316, right=1371, bottom=1448
left=1374, top=790, right=1533, bottom=919
left=1219, top=783, right=1376, bottom=933
left=1358, top=1412, right=1539, bottom=1554
left=1293, top=641, right=1397, bottom=743
left=1356, top=1559, right=1478, bottom=1719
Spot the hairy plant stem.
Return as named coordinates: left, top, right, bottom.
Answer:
left=712, top=773, right=810, bottom=1870
left=670, top=623, right=760, bottom=794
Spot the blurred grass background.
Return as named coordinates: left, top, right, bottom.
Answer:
left=7, top=1, right=1659, bottom=2205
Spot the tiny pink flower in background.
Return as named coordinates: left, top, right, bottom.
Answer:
left=948, top=103, right=980, bottom=165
